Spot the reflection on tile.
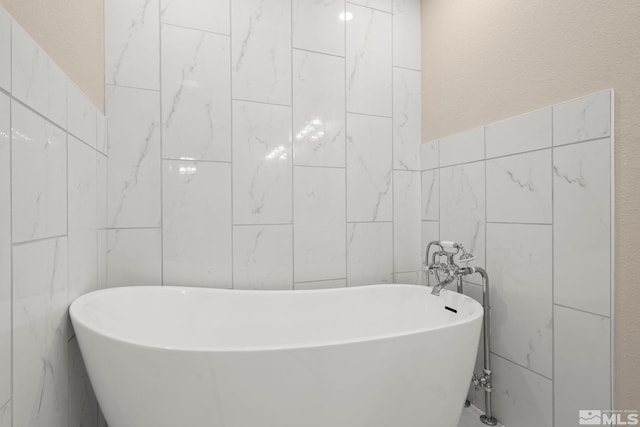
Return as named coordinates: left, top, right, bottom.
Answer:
left=68, top=84, right=97, bottom=148
left=295, top=278, right=346, bottom=290
left=161, top=0, right=230, bottom=34
left=0, top=7, right=10, bottom=92
left=393, top=171, right=421, bottom=272
left=233, top=225, right=293, bottom=290
left=439, top=127, right=484, bottom=168
left=491, top=354, right=553, bottom=427
left=293, top=0, right=345, bottom=56
left=11, top=101, right=67, bottom=243
left=0, top=92, right=9, bottom=427
left=346, top=114, right=392, bottom=222
left=105, top=0, right=160, bottom=90
left=347, top=222, right=393, bottom=286
left=162, top=25, right=231, bottom=162
left=487, top=223, right=553, bottom=378
left=348, top=0, right=392, bottom=12
left=486, top=150, right=552, bottom=224
left=553, top=90, right=611, bottom=146
left=554, top=138, right=611, bottom=316
left=393, top=0, right=421, bottom=70
left=231, top=0, right=291, bottom=105
left=107, top=228, right=161, bottom=287
left=293, top=50, right=345, bottom=167
left=393, top=68, right=421, bottom=170
left=346, top=4, right=392, bottom=117
left=162, top=161, right=232, bottom=287
left=421, top=140, right=439, bottom=171
left=554, top=305, right=611, bottom=427
left=13, top=237, right=69, bottom=427
left=233, top=101, right=292, bottom=224
left=294, top=167, right=346, bottom=282
left=68, top=337, right=98, bottom=427
left=106, top=85, right=161, bottom=228
left=421, top=169, right=439, bottom=221
left=486, top=107, right=551, bottom=158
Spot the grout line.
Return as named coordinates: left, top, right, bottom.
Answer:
left=8, top=29, right=13, bottom=423
left=230, top=1, right=235, bottom=290
left=487, top=221, right=552, bottom=226
left=346, top=1, right=391, bottom=14
left=343, top=0, right=348, bottom=287
left=551, top=108, right=556, bottom=426
left=162, top=157, right=232, bottom=164
left=292, top=46, right=345, bottom=60
left=347, top=110, right=392, bottom=119
left=161, top=21, right=230, bottom=38
left=12, top=233, right=68, bottom=247
left=231, top=97, right=291, bottom=108
left=393, top=64, right=421, bottom=73
left=105, top=226, right=161, bottom=231
left=491, top=352, right=553, bottom=382
left=158, top=3, right=164, bottom=287
left=293, top=164, right=345, bottom=170
left=553, top=302, right=611, bottom=320
left=295, top=277, right=346, bottom=285
left=105, top=83, right=160, bottom=94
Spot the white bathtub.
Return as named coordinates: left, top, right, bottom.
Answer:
left=70, top=284, right=483, bottom=427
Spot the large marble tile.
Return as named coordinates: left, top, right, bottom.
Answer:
left=105, top=0, right=160, bottom=90
left=347, top=222, right=393, bottom=286
left=392, top=271, right=423, bottom=285
left=68, top=136, right=98, bottom=304
left=12, top=23, right=67, bottom=127
left=491, top=354, right=553, bottom=427
left=293, top=50, right=345, bottom=167
left=294, top=167, right=346, bottom=282
left=295, top=278, right=346, bottom=290
left=346, top=4, right=392, bottom=117
left=162, top=25, right=231, bottom=162
left=162, top=160, right=232, bottom=287
left=421, top=220, right=439, bottom=267
left=553, top=90, right=611, bottom=146
left=233, top=225, right=293, bottom=290
left=11, top=101, right=67, bottom=243
left=232, top=101, right=292, bottom=224
left=0, top=92, right=9, bottom=427
left=107, top=228, right=162, bottom=287
left=421, top=169, right=439, bottom=221
left=161, top=0, right=230, bottom=34
left=393, top=0, right=421, bottom=70
left=393, top=67, right=421, bottom=170
left=393, top=170, right=422, bottom=272
left=67, top=84, right=97, bottom=148
left=554, top=305, right=611, bottom=427
left=106, top=85, right=161, bottom=228
left=439, top=162, right=485, bottom=282
left=421, top=140, right=439, bottom=170
left=13, top=237, right=69, bottom=427
left=487, top=223, right=553, bottom=378
left=553, top=138, right=611, bottom=316
left=485, top=107, right=551, bottom=158
left=96, top=113, right=108, bottom=155
left=293, top=0, right=345, bottom=57
left=346, top=113, right=392, bottom=222
left=97, top=152, right=107, bottom=230
left=486, top=149, right=552, bottom=224
left=68, top=336, right=98, bottom=427
left=0, top=7, right=10, bottom=92
left=439, top=127, right=484, bottom=168
left=231, top=0, right=291, bottom=105
left=97, top=230, right=107, bottom=290
left=348, top=0, right=392, bottom=12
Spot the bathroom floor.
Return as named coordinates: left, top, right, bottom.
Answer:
left=458, top=404, right=505, bottom=427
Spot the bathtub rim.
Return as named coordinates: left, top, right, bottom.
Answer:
left=69, top=284, right=483, bottom=353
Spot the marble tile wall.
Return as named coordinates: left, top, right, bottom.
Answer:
left=0, top=5, right=108, bottom=427
left=104, top=0, right=423, bottom=291
left=422, top=90, right=614, bottom=427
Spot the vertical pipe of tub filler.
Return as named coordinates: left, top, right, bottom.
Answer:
left=474, top=267, right=497, bottom=426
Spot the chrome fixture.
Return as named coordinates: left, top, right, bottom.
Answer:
left=424, top=241, right=498, bottom=426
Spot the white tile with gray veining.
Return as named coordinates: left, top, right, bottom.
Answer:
left=421, top=220, right=439, bottom=264
left=554, top=305, right=611, bottom=427
left=0, top=8, right=10, bottom=92
left=486, top=149, right=552, bottom=224
left=293, top=0, right=345, bottom=57
left=67, top=84, right=97, bottom=148
left=68, top=337, right=98, bottom=427
left=97, top=152, right=107, bottom=230
left=293, top=49, right=345, bottom=167
left=392, top=271, right=423, bottom=285
left=485, top=107, right=551, bottom=158
left=439, top=127, right=484, bottom=168
left=393, top=170, right=422, bottom=272
left=162, top=24, right=231, bottom=162
left=232, top=101, right=292, bottom=225
left=421, top=140, right=439, bottom=171
left=393, top=67, right=421, bottom=170
left=161, top=0, right=230, bottom=34
left=96, top=113, right=108, bottom=155
left=347, top=222, right=393, bottom=286
left=0, top=92, right=9, bottom=427
left=553, top=90, right=611, bottom=146
left=553, top=138, right=611, bottom=316
left=105, top=0, right=160, bottom=90
left=294, top=167, right=346, bottom=282
left=162, top=160, right=232, bottom=287
left=231, top=0, right=291, bottom=105
left=13, top=237, right=69, bottom=427
left=346, top=4, right=392, bottom=117
left=233, top=225, right=293, bottom=290
left=295, top=278, right=346, bottom=290
left=346, top=113, right=392, bottom=222
left=97, top=229, right=107, bottom=290
left=487, top=223, right=553, bottom=378
left=393, top=0, right=421, bottom=70
left=11, top=101, right=67, bottom=243
left=421, top=169, right=438, bottom=221
left=107, top=228, right=162, bottom=287
left=106, top=85, right=161, bottom=228
left=347, top=0, right=392, bottom=12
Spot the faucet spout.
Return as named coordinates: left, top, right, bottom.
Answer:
left=430, top=274, right=456, bottom=296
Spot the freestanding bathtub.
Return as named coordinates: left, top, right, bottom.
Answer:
left=69, top=284, right=483, bottom=427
